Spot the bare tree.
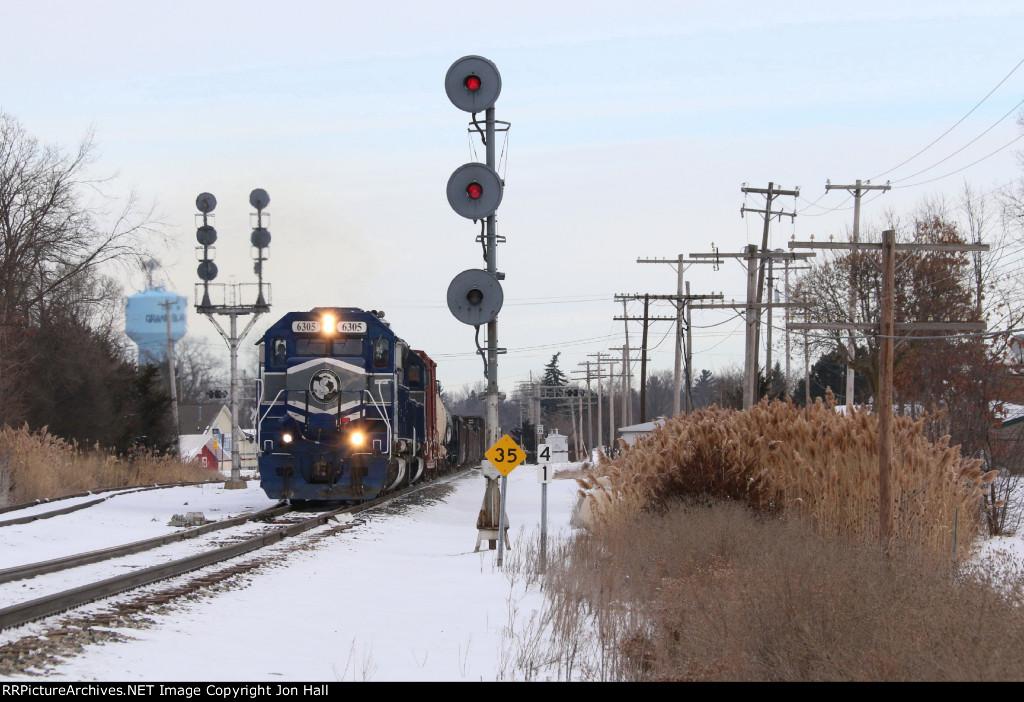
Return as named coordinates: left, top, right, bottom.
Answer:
left=0, top=111, right=162, bottom=429
left=0, top=113, right=158, bottom=320
left=171, top=338, right=229, bottom=404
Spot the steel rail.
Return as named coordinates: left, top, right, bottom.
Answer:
left=0, top=480, right=225, bottom=526
left=0, top=502, right=291, bottom=584
left=0, top=470, right=470, bottom=632
left=0, top=505, right=352, bottom=631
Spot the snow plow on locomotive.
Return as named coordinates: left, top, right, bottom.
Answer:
left=255, top=307, right=484, bottom=501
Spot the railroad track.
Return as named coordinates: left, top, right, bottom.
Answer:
left=0, top=470, right=469, bottom=633
left=0, top=479, right=225, bottom=527
left=0, top=500, right=292, bottom=585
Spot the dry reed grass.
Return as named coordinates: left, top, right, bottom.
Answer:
left=530, top=500, right=1024, bottom=681
left=517, top=394, right=1024, bottom=680
left=0, top=425, right=214, bottom=506
left=578, top=392, right=993, bottom=560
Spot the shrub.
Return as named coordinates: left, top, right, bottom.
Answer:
left=580, top=393, right=993, bottom=561
left=0, top=425, right=213, bottom=505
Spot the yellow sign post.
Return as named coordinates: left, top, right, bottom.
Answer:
left=485, top=434, right=526, bottom=476
left=480, top=434, right=525, bottom=566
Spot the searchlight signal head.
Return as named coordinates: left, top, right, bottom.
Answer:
left=445, top=56, right=501, bottom=112
left=447, top=163, right=502, bottom=219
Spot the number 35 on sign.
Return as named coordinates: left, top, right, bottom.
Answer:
left=485, top=434, right=525, bottom=476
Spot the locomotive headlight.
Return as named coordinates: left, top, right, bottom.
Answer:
left=281, top=432, right=293, bottom=445
left=350, top=431, right=365, bottom=447
left=322, top=313, right=336, bottom=334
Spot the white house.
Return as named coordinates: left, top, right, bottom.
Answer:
left=177, top=404, right=257, bottom=473
left=618, top=417, right=667, bottom=447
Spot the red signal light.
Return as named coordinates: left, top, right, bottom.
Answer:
left=464, top=75, right=481, bottom=92
left=466, top=182, right=483, bottom=199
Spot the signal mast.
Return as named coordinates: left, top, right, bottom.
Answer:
left=194, top=189, right=273, bottom=489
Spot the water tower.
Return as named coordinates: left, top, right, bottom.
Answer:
left=125, top=261, right=187, bottom=365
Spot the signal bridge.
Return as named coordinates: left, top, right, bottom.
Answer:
left=536, top=385, right=590, bottom=400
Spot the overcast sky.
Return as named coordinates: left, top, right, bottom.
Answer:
left=4, top=1, right=1024, bottom=395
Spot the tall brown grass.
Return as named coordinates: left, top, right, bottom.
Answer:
left=0, top=425, right=215, bottom=506
left=522, top=500, right=1024, bottom=681
left=579, top=394, right=994, bottom=560
left=499, top=398, right=1024, bottom=680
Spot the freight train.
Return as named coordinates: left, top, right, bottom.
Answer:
left=254, top=307, right=485, bottom=501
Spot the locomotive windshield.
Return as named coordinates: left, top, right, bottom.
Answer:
left=296, top=338, right=364, bottom=356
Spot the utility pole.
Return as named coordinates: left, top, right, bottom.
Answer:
left=638, top=255, right=712, bottom=414
left=620, top=298, right=632, bottom=425
left=615, top=289, right=722, bottom=420
left=588, top=352, right=611, bottom=450
left=640, top=294, right=649, bottom=420
left=764, top=250, right=800, bottom=394
left=159, top=299, right=181, bottom=435
left=529, top=372, right=542, bottom=450
left=637, top=256, right=685, bottom=415
left=609, top=346, right=649, bottom=427
left=789, top=231, right=988, bottom=550
left=604, top=357, right=617, bottom=451
left=766, top=254, right=777, bottom=392
left=825, top=179, right=891, bottom=408
left=690, top=248, right=812, bottom=408
left=803, top=305, right=811, bottom=405
left=685, top=281, right=693, bottom=411
left=616, top=344, right=629, bottom=425
left=878, top=229, right=895, bottom=553
left=782, top=261, right=812, bottom=393
left=741, top=182, right=799, bottom=391
left=575, top=360, right=598, bottom=451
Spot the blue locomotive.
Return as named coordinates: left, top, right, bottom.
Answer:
left=255, top=307, right=483, bottom=501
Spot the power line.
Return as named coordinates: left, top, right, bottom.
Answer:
left=871, top=55, right=1024, bottom=180
left=890, top=97, right=1024, bottom=184
left=893, top=133, right=1024, bottom=188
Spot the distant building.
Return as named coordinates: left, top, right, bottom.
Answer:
left=993, top=402, right=1024, bottom=474
left=177, top=404, right=256, bottom=473
left=618, top=417, right=667, bottom=447
left=544, top=431, right=569, bottom=462
left=1009, top=336, right=1024, bottom=366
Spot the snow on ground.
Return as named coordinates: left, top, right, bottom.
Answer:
left=3, top=463, right=1024, bottom=682
left=0, top=463, right=583, bottom=682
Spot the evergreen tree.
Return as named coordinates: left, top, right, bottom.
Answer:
left=540, top=352, right=568, bottom=425
left=542, top=352, right=568, bottom=387
left=692, top=369, right=715, bottom=409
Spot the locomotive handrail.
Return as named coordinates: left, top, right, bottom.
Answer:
left=257, top=388, right=289, bottom=431
left=254, top=377, right=267, bottom=446
left=367, top=381, right=393, bottom=458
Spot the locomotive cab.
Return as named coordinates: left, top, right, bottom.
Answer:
left=255, top=307, right=426, bottom=501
